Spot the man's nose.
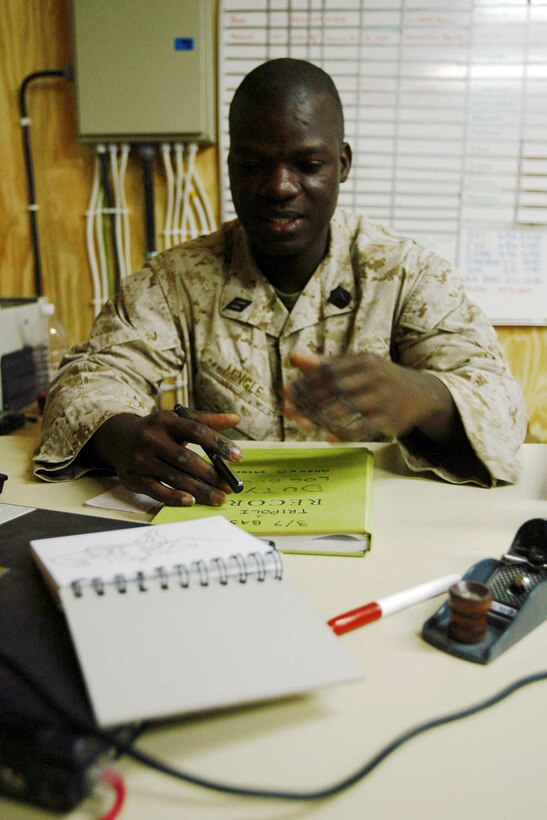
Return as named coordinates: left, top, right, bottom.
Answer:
left=261, top=164, right=299, bottom=198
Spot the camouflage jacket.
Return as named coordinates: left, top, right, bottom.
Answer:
left=34, top=210, right=526, bottom=486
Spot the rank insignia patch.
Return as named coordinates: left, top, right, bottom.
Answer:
left=224, top=297, right=252, bottom=312
left=328, top=286, right=351, bottom=309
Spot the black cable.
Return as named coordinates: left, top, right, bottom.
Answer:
left=140, top=143, right=157, bottom=259
left=18, top=68, right=72, bottom=296
left=1, top=645, right=545, bottom=803
left=110, top=669, right=547, bottom=800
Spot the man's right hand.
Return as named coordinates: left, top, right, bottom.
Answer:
left=81, top=410, right=243, bottom=507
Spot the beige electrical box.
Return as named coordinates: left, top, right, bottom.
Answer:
left=72, top=0, right=216, bottom=143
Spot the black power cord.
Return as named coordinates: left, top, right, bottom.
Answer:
left=140, top=143, right=157, bottom=260
left=18, top=68, right=73, bottom=296
left=0, top=647, right=545, bottom=803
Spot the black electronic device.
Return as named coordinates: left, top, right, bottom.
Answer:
left=0, top=713, right=105, bottom=812
left=422, top=518, right=547, bottom=664
left=0, top=505, right=146, bottom=811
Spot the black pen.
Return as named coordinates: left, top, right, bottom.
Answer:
left=173, top=404, right=244, bottom=493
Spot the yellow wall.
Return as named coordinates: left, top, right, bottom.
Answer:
left=1, top=0, right=545, bottom=440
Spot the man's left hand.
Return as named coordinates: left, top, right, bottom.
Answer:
left=284, top=352, right=464, bottom=447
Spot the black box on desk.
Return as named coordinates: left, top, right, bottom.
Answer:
left=0, top=298, right=44, bottom=412
left=0, top=504, right=146, bottom=811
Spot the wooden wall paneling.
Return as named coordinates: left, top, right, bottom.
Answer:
left=496, top=327, right=547, bottom=443
left=10, top=0, right=83, bottom=338
left=0, top=0, right=219, bottom=347
left=1, top=0, right=90, bottom=342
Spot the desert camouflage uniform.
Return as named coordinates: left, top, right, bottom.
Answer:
left=34, top=210, right=526, bottom=486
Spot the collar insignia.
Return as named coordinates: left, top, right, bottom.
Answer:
left=328, top=286, right=351, bottom=309
left=224, top=297, right=252, bottom=312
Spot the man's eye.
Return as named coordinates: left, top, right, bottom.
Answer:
left=299, top=161, right=324, bottom=173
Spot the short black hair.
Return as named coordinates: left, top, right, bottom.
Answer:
left=229, top=58, right=345, bottom=143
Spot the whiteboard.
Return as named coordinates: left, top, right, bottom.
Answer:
left=218, top=0, right=547, bottom=325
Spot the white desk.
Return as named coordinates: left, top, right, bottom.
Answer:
left=0, top=435, right=546, bottom=820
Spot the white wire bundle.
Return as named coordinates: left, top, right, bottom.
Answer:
left=84, top=137, right=217, bottom=412
left=158, top=142, right=217, bottom=405
left=161, top=142, right=176, bottom=252
left=85, top=154, right=103, bottom=316
left=85, top=143, right=131, bottom=315
left=190, top=142, right=216, bottom=236
left=119, top=143, right=131, bottom=277
left=161, top=142, right=216, bottom=249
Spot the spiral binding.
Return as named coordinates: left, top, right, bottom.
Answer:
left=70, top=548, right=283, bottom=597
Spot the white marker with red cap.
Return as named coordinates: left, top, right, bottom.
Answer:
left=328, top=574, right=461, bottom=636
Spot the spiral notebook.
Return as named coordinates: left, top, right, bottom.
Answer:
left=30, top=516, right=361, bottom=727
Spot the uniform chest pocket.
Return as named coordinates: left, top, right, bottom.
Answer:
left=194, top=361, right=281, bottom=440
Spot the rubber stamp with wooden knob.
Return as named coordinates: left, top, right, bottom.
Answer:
left=448, top=581, right=492, bottom=644
left=421, top=519, right=547, bottom=663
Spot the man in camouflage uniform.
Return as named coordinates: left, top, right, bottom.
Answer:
left=34, top=59, right=526, bottom=505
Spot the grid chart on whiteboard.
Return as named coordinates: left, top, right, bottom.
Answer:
left=218, top=0, right=547, bottom=325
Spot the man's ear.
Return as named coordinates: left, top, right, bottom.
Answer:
left=340, top=142, right=352, bottom=183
